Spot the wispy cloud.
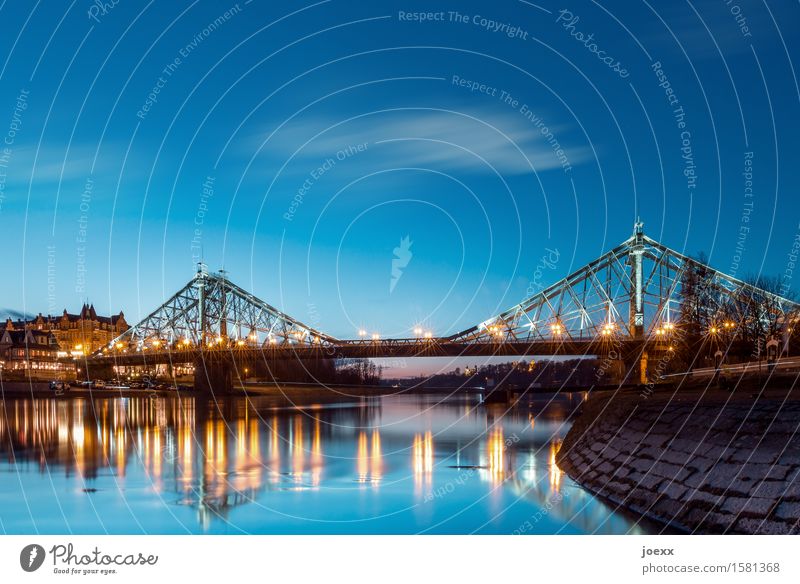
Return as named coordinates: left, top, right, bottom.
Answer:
left=3, top=143, right=133, bottom=185
left=252, top=106, right=592, bottom=175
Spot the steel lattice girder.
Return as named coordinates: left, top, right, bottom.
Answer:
left=97, top=230, right=800, bottom=355
left=97, top=272, right=336, bottom=354
left=445, top=234, right=800, bottom=344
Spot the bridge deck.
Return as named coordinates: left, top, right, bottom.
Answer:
left=70, top=338, right=654, bottom=366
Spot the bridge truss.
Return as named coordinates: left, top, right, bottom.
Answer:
left=96, top=224, right=799, bottom=360
left=97, top=268, right=336, bottom=354
left=446, top=222, right=799, bottom=345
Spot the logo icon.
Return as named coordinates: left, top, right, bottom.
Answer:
left=390, top=235, right=413, bottom=293
left=20, top=544, right=46, bottom=572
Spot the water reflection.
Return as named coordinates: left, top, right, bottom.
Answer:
left=412, top=431, right=434, bottom=495
left=0, top=393, right=645, bottom=534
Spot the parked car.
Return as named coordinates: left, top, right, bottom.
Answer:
left=92, top=380, right=106, bottom=389
left=49, top=381, right=71, bottom=393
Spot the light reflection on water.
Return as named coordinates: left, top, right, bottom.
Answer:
left=0, top=392, right=645, bottom=534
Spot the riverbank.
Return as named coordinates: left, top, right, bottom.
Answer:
left=0, top=380, right=184, bottom=398
left=0, top=380, right=483, bottom=403
left=556, top=377, right=800, bottom=534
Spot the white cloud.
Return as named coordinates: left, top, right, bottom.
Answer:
left=253, top=107, right=592, bottom=175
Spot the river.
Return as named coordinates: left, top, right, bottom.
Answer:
left=0, top=390, right=646, bottom=534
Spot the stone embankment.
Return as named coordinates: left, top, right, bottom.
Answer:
left=557, top=385, right=800, bottom=534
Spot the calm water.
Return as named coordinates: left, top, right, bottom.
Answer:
left=0, top=391, right=644, bottom=534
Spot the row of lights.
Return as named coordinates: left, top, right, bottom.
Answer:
left=709, top=321, right=735, bottom=334
left=654, top=322, right=676, bottom=336
left=357, top=328, right=434, bottom=340
left=105, top=330, right=329, bottom=352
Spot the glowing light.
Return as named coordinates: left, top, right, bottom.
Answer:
left=486, top=427, right=505, bottom=485
left=371, top=333, right=380, bottom=341
left=358, top=329, right=367, bottom=337
left=413, top=327, right=423, bottom=336
left=549, top=440, right=563, bottom=491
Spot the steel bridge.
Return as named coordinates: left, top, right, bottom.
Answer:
left=74, top=223, right=800, bottom=391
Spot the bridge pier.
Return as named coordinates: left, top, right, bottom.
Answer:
left=615, top=347, right=648, bottom=386
left=80, top=362, right=115, bottom=382
left=193, top=353, right=233, bottom=394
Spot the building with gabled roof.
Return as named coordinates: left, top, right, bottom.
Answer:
left=0, top=328, right=68, bottom=375
left=1, top=303, right=128, bottom=355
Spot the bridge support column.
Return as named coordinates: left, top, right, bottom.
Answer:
left=193, top=353, right=233, bottom=394
left=638, top=351, right=649, bottom=385
left=619, top=346, right=648, bottom=386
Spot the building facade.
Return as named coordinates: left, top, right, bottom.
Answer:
left=0, top=328, right=69, bottom=375
left=2, top=304, right=128, bottom=356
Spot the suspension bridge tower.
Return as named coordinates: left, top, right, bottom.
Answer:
left=628, top=219, right=648, bottom=383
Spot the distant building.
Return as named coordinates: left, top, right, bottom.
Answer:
left=0, top=328, right=68, bottom=374
left=2, top=304, right=128, bottom=355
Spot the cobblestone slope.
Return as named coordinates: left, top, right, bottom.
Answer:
left=556, top=389, right=800, bottom=534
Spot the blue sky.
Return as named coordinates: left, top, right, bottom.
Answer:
left=1, top=0, right=798, bottom=361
